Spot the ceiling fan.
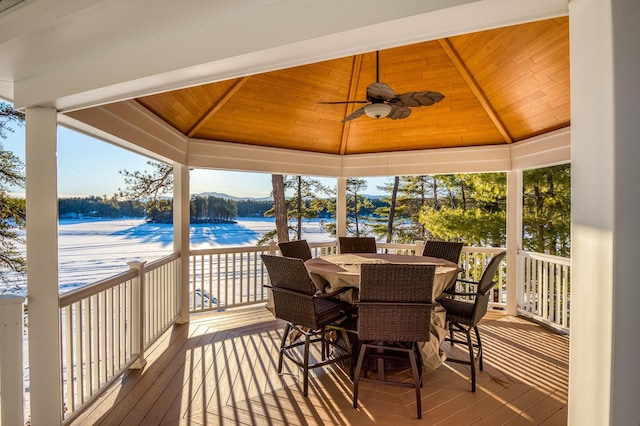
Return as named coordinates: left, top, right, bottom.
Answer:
left=319, top=51, right=445, bottom=122
left=320, top=51, right=445, bottom=122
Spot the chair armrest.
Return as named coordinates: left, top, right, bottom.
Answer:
left=455, top=278, right=480, bottom=285
left=268, top=286, right=315, bottom=299
left=316, top=286, right=356, bottom=299
left=443, top=290, right=477, bottom=297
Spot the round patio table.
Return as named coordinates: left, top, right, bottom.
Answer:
left=304, top=253, right=460, bottom=372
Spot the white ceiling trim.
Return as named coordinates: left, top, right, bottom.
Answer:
left=60, top=100, right=188, bottom=165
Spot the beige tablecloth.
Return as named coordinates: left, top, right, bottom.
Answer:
left=305, top=253, right=460, bottom=372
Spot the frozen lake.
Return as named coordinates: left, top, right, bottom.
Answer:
left=5, top=217, right=334, bottom=296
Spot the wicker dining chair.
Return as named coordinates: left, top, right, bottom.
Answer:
left=422, top=240, right=464, bottom=264
left=422, top=240, right=464, bottom=290
left=438, top=251, right=506, bottom=392
left=261, top=254, right=352, bottom=396
left=352, top=263, right=437, bottom=420
left=277, top=239, right=313, bottom=261
left=338, top=236, right=377, bottom=253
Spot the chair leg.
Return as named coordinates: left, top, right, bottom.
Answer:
left=449, top=323, right=455, bottom=347
left=321, top=328, right=327, bottom=361
left=338, top=328, right=354, bottom=380
left=465, top=327, right=476, bottom=392
left=408, top=347, right=422, bottom=419
left=278, top=323, right=292, bottom=373
left=474, top=325, right=483, bottom=371
left=303, top=333, right=311, bottom=396
left=352, top=345, right=369, bottom=409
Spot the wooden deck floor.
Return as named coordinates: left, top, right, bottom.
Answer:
left=70, top=306, right=569, bottom=425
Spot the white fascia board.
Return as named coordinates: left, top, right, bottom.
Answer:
left=60, top=100, right=187, bottom=165
left=510, top=127, right=571, bottom=170
left=11, top=0, right=567, bottom=111
left=187, top=128, right=572, bottom=178
left=188, top=139, right=342, bottom=177
left=342, top=144, right=512, bottom=177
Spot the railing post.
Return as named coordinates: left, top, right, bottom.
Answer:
left=0, top=294, right=26, bottom=426
left=128, top=261, right=147, bottom=369
left=266, top=242, right=278, bottom=309
left=414, top=240, right=425, bottom=256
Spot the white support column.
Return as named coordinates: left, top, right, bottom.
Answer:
left=173, top=163, right=190, bottom=324
left=506, top=169, right=522, bottom=316
left=336, top=177, right=347, bottom=238
left=610, top=1, right=640, bottom=423
left=0, top=295, right=26, bottom=426
left=569, top=0, right=640, bottom=424
left=25, top=107, right=62, bottom=424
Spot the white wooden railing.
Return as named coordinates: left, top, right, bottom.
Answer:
left=460, top=247, right=509, bottom=309
left=517, top=250, right=571, bottom=333
left=58, top=252, right=180, bottom=423
left=186, top=242, right=511, bottom=314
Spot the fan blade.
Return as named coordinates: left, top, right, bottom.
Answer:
left=388, top=105, right=412, bottom=120
left=342, top=106, right=367, bottom=122
left=317, top=100, right=368, bottom=105
left=366, top=82, right=395, bottom=102
left=394, top=91, right=445, bottom=107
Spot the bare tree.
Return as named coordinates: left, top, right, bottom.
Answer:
left=386, top=176, right=400, bottom=243
left=271, top=174, right=289, bottom=242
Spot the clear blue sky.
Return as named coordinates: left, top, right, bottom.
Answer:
left=4, top=124, right=389, bottom=198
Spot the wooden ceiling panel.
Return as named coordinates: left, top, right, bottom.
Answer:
left=128, top=18, right=569, bottom=156
left=449, top=17, right=570, bottom=142
left=137, top=80, right=240, bottom=134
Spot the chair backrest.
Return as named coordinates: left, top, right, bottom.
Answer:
left=338, top=236, right=377, bottom=253
left=278, top=239, right=312, bottom=261
left=358, top=263, right=436, bottom=342
left=261, top=254, right=319, bottom=328
left=422, top=240, right=464, bottom=264
left=470, top=251, right=506, bottom=324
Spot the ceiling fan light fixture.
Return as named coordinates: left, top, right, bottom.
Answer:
left=364, top=103, right=392, bottom=119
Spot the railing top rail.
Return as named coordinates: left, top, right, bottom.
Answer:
left=145, top=251, right=180, bottom=271
left=375, top=242, right=419, bottom=250
left=461, top=246, right=506, bottom=254
left=518, top=250, right=571, bottom=266
left=190, top=245, right=272, bottom=256
left=60, top=269, right=138, bottom=308
left=308, top=241, right=339, bottom=248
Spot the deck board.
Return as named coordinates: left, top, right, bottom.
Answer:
left=69, top=306, right=569, bottom=425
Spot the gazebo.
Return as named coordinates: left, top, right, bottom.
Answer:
left=0, top=1, right=637, bottom=425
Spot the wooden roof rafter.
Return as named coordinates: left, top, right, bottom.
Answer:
left=438, top=38, right=513, bottom=143
left=339, top=54, right=364, bottom=155
left=187, top=77, right=250, bottom=137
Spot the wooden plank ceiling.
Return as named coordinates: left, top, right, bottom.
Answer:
left=133, top=17, right=569, bottom=156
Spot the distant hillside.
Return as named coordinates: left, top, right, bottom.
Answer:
left=195, top=192, right=272, bottom=202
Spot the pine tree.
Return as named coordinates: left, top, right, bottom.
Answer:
left=523, top=164, right=570, bottom=256
left=0, top=102, right=26, bottom=289
left=419, top=173, right=507, bottom=246
left=118, top=161, right=173, bottom=220
left=345, top=178, right=373, bottom=236
left=262, top=175, right=331, bottom=242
